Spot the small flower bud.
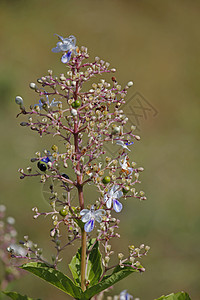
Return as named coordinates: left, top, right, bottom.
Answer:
left=118, top=253, right=124, bottom=260
left=131, top=125, right=136, bottom=131
left=29, top=83, right=37, bottom=90
left=135, top=173, right=139, bottom=180
left=18, top=168, right=24, bottom=174
left=104, top=256, right=110, bottom=263
left=106, top=245, right=111, bottom=252
left=127, top=81, right=134, bottom=87
left=15, top=96, right=23, bottom=106
left=20, top=122, right=28, bottom=126
left=138, top=167, right=144, bottom=172
left=140, top=244, right=145, bottom=249
left=105, top=157, right=111, bottom=162
left=135, top=135, right=141, bottom=141
left=37, top=248, right=43, bottom=255
left=129, top=245, right=135, bottom=251
left=112, top=126, right=121, bottom=134
left=135, top=261, right=140, bottom=267
left=71, top=109, right=77, bottom=116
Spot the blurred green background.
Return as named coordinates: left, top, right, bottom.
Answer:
left=0, top=0, right=199, bottom=299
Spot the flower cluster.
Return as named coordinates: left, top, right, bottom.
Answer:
left=0, top=205, right=24, bottom=289
left=14, top=34, right=148, bottom=287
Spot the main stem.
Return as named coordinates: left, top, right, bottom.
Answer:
left=74, top=120, right=86, bottom=291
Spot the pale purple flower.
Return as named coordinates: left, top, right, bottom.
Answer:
left=120, top=290, right=133, bottom=300
left=52, top=34, right=79, bottom=63
left=104, top=185, right=123, bottom=212
left=116, top=140, right=134, bottom=151
left=80, top=206, right=106, bottom=232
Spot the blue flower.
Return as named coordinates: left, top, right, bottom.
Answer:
left=80, top=206, right=106, bottom=232
left=104, top=185, right=123, bottom=212
left=41, top=156, right=51, bottom=164
left=119, top=290, right=133, bottom=300
left=52, top=34, right=79, bottom=63
left=35, top=94, right=61, bottom=110
left=116, top=140, right=134, bottom=151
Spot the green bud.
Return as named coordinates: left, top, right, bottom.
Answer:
left=102, top=176, right=111, bottom=184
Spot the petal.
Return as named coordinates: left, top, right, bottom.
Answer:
left=45, top=94, right=49, bottom=104
left=128, top=168, right=133, bottom=176
left=113, top=199, right=123, bottom=212
left=112, top=185, right=120, bottom=193
left=61, top=51, right=72, bottom=63
left=95, top=209, right=106, bottom=217
left=60, top=43, right=71, bottom=52
left=106, top=197, right=112, bottom=209
left=38, top=100, right=43, bottom=108
left=52, top=41, right=63, bottom=52
left=69, top=35, right=76, bottom=46
left=80, top=209, right=89, bottom=216
left=51, top=46, right=61, bottom=53
left=41, top=157, right=50, bottom=164
left=104, top=194, right=108, bottom=202
left=50, top=99, right=62, bottom=107
left=55, top=34, right=64, bottom=42
left=81, top=212, right=91, bottom=223
left=95, top=215, right=102, bottom=223
left=113, top=190, right=123, bottom=199
left=84, top=219, right=95, bottom=232
left=125, top=142, right=134, bottom=146
left=95, top=209, right=106, bottom=222
left=116, top=140, right=124, bottom=146
left=124, top=145, right=131, bottom=151
left=120, top=290, right=133, bottom=300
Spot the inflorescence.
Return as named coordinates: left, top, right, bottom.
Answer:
left=13, top=34, right=149, bottom=274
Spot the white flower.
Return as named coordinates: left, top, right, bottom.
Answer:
left=52, top=34, right=79, bottom=63
left=8, top=244, right=27, bottom=257
left=80, top=206, right=106, bottom=232
left=104, top=185, right=123, bottom=212
left=119, top=156, right=133, bottom=176
left=116, top=140, right=134, bottom=151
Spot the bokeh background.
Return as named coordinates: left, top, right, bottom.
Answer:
left=0, top=0, right=199, bottom=299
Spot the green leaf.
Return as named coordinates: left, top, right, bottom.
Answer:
left=155, top=292, right=191, bottom=300
left=69, top=247, right=81, bottom=286
left=86, top=240, right=102, bottom=287
left=69, top=239, right=102, bottom=288
left=2, top=291, right=40, bottom=300
left=83, top=264, right=139, bottom=299
left=20, top=262, right=82, bottom=299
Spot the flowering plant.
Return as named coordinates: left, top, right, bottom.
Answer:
left=2, top=35, right=191, bottom=300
